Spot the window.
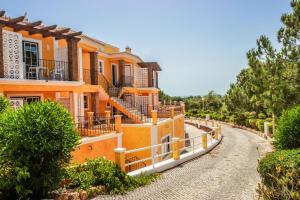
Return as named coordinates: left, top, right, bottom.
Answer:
left=9, top=96, right=41, bottom=110
left=161, top=135, right=171, bottom=159
left=84, top=95, right=89, bottom=109
left=10, top=96, right=41, bottom=104
left=98, top=60, right=104, bottom=74
left=23, top=41, right=40, bottom=78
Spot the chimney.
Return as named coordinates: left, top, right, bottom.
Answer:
left=125, top=46, right=131, bottom=53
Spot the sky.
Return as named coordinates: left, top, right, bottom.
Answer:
left=0, top=0, right=291, bottom=96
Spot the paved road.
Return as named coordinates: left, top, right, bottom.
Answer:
left=94, top=124, right=272, bottom=200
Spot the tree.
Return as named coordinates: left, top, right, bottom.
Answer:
left=0, top=101, right=80, bottom=199
left=203, top=90, right=223, bottom=112
left=224, top=83, right=251, bottom=113
left=224, top=0, right=300, bottom=131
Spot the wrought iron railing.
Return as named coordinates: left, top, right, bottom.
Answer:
left=24, top=59, right=69, bottom=81
left=151, top=105, right=183, bottom=118
left=76, top=114, right=115, bottom=137
left=121, top=75, right=134, bottom=87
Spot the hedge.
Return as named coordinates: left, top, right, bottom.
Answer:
left=257, top=149, right=300, bottom=199
left=274, top=105, right=300, bottom=150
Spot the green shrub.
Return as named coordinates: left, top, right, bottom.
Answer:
left=235, top=113, right=247, bottom=126
left=274, top=105, right=300, bottom=150
left=257, top=149, right=300, bottom=199
left=64, top=158, right=158, bottom=195
left=248, top=118, right=258, bottom=130
left=256, top=119, right=264, bottom=132
left=229, top=115, right=237, bottom=124
left=267, top=123, right=273, bottom=134
left=0, top=96, right=10, bottom=113
left=258, top=113, right=266, bottom=119
left=0, top=101, right=80, bottom=199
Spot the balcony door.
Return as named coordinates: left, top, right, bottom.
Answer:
left=23, top=41, right=40, bottom=79
left=112, top=64, right=118, bottom=86
left=124, top=65, right=132, bottom=86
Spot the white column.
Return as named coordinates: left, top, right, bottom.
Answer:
left=55, top=92, right=61, bottom=100
left=150, top=125, right=158, bottom=164
left=117, top=133, right=123, bottom=148
left=78, top=48, right=83, bottom=82
left=73, top=92, right=79, bottom=123
left=79, top=93, right=84, bottom=117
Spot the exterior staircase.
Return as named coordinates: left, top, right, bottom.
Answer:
left=98, top=74, right=151, bottom=124
left=109, top=97, right=150, bottom=124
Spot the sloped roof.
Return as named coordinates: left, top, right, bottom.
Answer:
left=138, top=62, right=162, bottom=71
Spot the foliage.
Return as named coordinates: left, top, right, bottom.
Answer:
left=224, top=0, right=300, bottom=123
left=274, top=105, right=300, bottom=150
left=256, top=119, right=264, bottom=132
left=257, top=149, right=300, bottom=200
left=64, top=158, right=159, bottom=195
left=0, top=101, right=80, bottom=200
left=0, top=96, right=10, bottom=113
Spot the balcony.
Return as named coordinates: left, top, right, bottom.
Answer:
left=76, top=114, right=115, bottom=137
left=2, top=59, right=69, bottom=81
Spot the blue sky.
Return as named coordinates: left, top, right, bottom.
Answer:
left=1, top=0, right=291, bottom=96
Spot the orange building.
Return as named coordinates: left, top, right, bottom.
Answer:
left=0, top=11, right=185, bottom=166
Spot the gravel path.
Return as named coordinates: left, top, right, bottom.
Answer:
left=93, top=124, right=272, bottom=200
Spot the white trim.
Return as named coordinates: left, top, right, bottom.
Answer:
left=22, top=37, right=43, bottom=60
left=80, top=132, right=120, bottom=145
left=7, top=93, right=44, bottom=101
left=0, top=79, right=84, bottom=86
left=128, top=135, right=223, bottom=177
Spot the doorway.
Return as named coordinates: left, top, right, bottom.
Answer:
left=112, top=64, right=118, bottom=86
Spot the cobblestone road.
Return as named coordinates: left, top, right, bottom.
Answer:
left=93, top=124, right=272, bottom=200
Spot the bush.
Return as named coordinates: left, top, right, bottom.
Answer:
left=256, top=119, right=264, bottom=132
left=235, top=113, right=247, bottom=126
left=248, top=118, right=258, bottom=130
left=258, top=113, right=266, bottom=119
left=0, top=96, right=10, bottom=113
left=257, top=149, right=300, bottom=199
left=0, top=101, right=80, bottom=199
left=274, top=105, right=300, bottom=150
left=64, top=158, right=158, bottom=195
left=229, top=115, right=237, bottom=124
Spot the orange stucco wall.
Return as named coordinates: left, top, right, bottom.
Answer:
left=122, top=126, right=152, bottom=164
left=72, top=136, right=118, bottom=163
left=174, top=115, right=185, bottom=139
